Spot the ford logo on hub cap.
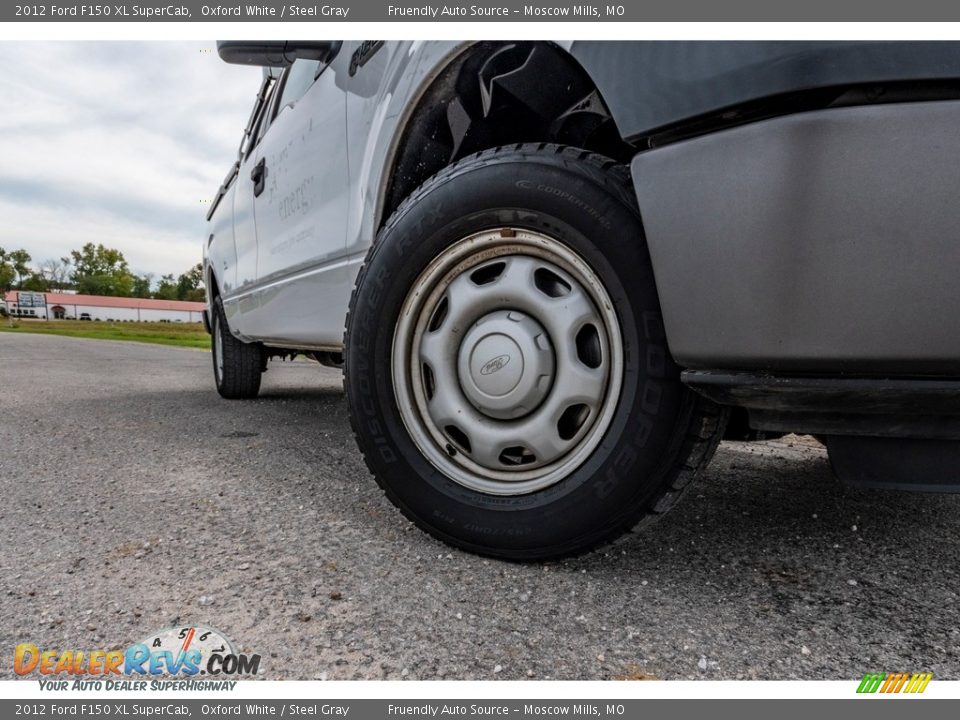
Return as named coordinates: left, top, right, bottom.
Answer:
left=480, top=354, right=511, bottom=375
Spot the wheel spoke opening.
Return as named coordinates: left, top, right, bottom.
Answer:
left=499, top=446, right=537, bottom=466
left=428, top=295, right=449, bottom=332
left=444, top=425, right=472, bottom=454
left=575, top=323, right=603, bottom=369
left=534, top=266, right=572, bottom=298
left=421, top=362, right=436, bottom=400
left=469, top=261, right=507, bottom=286
left=557, top=403, right=591, bottom=441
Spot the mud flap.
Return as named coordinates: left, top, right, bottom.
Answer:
left=827, top=436, right=960, bottom=492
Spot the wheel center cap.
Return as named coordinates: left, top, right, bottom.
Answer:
left=470, top=335, right=523, bottom=396
left=458, top=310, right=554, bottom=420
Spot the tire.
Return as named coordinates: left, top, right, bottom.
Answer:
left=345, top=144, right=726, bottom=560
left=211, top=296, right=263, bottom=400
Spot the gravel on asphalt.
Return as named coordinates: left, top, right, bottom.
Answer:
left=1, top=333, right=957, bottom=680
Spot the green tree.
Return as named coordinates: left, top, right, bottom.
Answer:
left=0, top=248, right=14, bottom=292
left=0, top=247, right=32, bottom=291
left=176, top=263, right=205, bottom=302
left=69, top=243, right=134, bottom=297
left=154, top=274, right=178, bottom=300
left=21, top=272, right=50, bottom=292
left=132, top=274, right=153, bottom=299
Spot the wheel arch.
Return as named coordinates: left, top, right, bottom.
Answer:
left=373, top=41, right=634, bottom=233
left=206, top=265, right=221, bottom=301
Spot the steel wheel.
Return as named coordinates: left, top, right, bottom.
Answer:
left=392, top=228, right=623, bottom=496
left=213, top=314, right=225, bottom=384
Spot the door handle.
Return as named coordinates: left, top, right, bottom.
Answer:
left=250, top=157, right=267, bottom=197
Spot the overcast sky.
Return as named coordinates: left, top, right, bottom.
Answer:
left=0, top=42, right=261, bottom=280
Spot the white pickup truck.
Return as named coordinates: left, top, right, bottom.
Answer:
left=205, top=41, right=960, bottom=559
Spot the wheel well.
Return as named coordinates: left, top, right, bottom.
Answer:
left=379, top=42, right=634, bottom=230
left=207, top=269, right=220, bottom=301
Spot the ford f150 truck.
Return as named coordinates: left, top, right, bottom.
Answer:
left=204, top=41, right=960, bottom=560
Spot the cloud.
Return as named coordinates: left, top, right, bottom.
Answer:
left=0, top=41, right=260, bottom=277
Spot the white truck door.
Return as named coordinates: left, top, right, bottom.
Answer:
left=220, top=74, right=278, bottom=335
left=240, top=52, right=350, bottom=347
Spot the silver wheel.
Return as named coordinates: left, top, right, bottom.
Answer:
left=392, top=228, right=624, bottom=496
left=213, top=314, right=224, bottom=384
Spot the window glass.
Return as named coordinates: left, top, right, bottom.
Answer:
left=277, top=60, right=322, bottom=112
left=238, top=78, right=276, bottom=160
left=256, top=82, right=281, bottom=144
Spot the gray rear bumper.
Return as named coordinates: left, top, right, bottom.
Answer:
left=632, top=100, right=960, bottom=374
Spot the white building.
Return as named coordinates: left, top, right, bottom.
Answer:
left=2, top=290, right=205, bottom=323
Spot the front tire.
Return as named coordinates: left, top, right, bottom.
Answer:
left=345, top=145, right=725, bottom=560
left=211, top=296, right=263, bottom=399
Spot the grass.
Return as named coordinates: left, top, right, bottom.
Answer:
left=0, top=318, right=210, bottom=350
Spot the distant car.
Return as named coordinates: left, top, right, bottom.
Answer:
left=204, top=41, right=960, bottom=560
left=79, top=313, right=92, bottom=321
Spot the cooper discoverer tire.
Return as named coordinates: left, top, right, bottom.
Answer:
left=211, top=296, right=263, bottom=400
left=345, top=144, right=725, bottom=560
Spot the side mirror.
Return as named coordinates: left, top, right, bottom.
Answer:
left=217, top=41, right=341, bottom=67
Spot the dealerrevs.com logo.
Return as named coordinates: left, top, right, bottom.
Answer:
left=15, top=625, right=261, bottom=689
left=857, top=672, right=933, bottom=694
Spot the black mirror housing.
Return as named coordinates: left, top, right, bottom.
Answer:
left=217, top=41, right=341, bottom=67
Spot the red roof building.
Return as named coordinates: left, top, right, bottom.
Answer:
left=3, top=290, right=205, bottom=323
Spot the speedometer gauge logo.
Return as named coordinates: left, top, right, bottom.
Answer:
left=140, top=625, right=235, bottom=662
left=127, top=624, right=259, bottom=677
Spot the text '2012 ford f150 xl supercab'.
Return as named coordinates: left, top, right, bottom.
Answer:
left=204, top=41, right=960, bottom=560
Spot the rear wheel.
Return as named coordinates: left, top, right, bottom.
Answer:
left=211, top=297, right=263, bottom=399
left=345, top=145, right=725, bottom=560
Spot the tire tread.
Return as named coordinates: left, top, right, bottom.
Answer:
left=213, top=297, right=263, bottom=400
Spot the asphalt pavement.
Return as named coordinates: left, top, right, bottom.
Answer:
left=1, top=333, right=957, bottom=680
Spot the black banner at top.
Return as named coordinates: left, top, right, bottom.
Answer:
left=7, top=0, right=960, bottom=22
